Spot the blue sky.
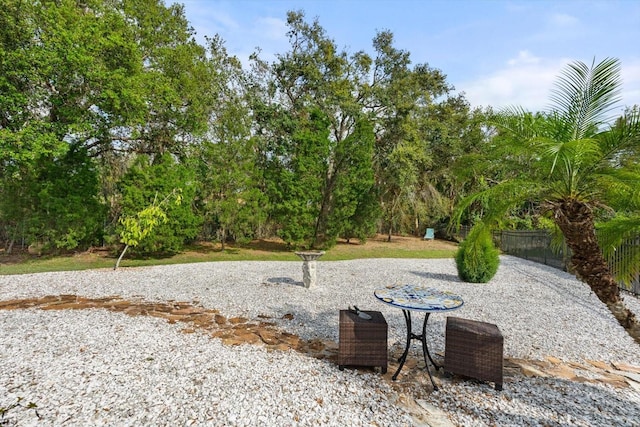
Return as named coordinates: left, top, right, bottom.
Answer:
left=175, top=0, right=640, bottom=113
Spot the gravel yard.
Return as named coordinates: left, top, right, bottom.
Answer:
left=1, top=256, right=639, bottom=426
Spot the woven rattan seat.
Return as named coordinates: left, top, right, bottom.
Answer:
left=338, top=310, right=387, bottom=373
left=444, top=316, right=503, bottom=390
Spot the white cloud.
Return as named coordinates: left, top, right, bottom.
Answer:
left=202, top=10, right=240, bottom=32
left=174, top=3, right=288, bottom=68
left=222, top=16, right=288, bottom=67
left=621, top=59, right=640, bottom=109
left=254, top=17, right=288, bottom=41
left=549, top=13, right=579, bottom=28
left=526, top=12, right=584, bottom=44
left=174, top=2, right=240, bottom=46
left=460, top=54, right=640, bottom=112
left=507, top=50, right=541, bottom=66
left=460, top=52, right=567, bottom=112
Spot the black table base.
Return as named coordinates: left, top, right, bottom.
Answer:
left=392, top=309, right=440, bottom=390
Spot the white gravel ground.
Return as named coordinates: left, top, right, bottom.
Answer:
left=1, top=255, right=639, bottom=426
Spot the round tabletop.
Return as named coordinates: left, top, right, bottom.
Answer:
left=374, top=284, right=464, bottom=312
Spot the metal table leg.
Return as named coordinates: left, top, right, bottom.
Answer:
left=392, top=310, right=413, bottom=380
left=421, top=313, right=440, bottom=370
left=391, top=309, right=439, bottom=391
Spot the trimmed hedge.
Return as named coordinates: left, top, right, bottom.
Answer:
left=455, top=225, right=500, bottom=283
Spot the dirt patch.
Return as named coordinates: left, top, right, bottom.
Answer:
left=336, top=234, right=457, bottom=251
left=236, top=234, right=457, bottom=252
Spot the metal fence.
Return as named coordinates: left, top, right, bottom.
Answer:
left=498, top=230, right=568, bottom=271
left=456, top=225, right=640, bottom=296
left=605, top=236, right=640, bottom=296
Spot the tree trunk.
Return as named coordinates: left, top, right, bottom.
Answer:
left=312, top=171, right=337, bottom=249
left=554, top=199, right=640, bottom=344
left=313, top=196, right=330, bottom=249
left=114, top=244, right=129, bottom=270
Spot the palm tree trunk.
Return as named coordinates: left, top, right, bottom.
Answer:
left=554, top=199, right=640, bottom=344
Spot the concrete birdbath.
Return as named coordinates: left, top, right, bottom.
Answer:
left=294, top=251, right=325, bottom=289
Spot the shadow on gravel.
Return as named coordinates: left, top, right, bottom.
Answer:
left=409, top=271, right=460, bottom=282
left=265, top=277, right=305, bottom=287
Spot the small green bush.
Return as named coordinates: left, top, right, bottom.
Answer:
left=455, top=225, right=500, bottom=283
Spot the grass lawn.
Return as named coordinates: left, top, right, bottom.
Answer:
left=0, top=234, right=458, bottom=275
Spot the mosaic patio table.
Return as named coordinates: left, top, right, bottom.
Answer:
left=374, top=284, right=464, bottom=390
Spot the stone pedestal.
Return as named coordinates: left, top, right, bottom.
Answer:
left=294, top=251, right=325, bottom=288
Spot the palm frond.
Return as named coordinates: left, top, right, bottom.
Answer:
left=549, top=58, right=622, bottom=141
left=595, top=107, right=640, bottom=167
left=536, top=137, right=563, bottom=175
left=595, top=168, right=640, bottom=211
left=491, top=107, right=540, bottom=141
left=597, top=215, right=640, bottom=286
left=548, top=223, right=567, bottom=256
left=536, top=137, right=602, bottom=196
left=450, top=179, right=542, bottom=230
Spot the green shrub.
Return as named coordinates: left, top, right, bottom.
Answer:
left=455, top=225, right=500, bottom=283
left=116, top=154, right=201, bottom=255
left=29, top=146, right=105, bottom=251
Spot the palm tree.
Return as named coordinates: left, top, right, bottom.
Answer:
left=452, top=58, right=640, bottom=343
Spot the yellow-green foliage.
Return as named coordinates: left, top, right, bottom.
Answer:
left=118, top=190, right=182, bottom=248
left=119, top=205, right=167, bottom=247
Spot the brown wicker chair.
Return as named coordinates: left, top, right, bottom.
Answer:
left=444, top=316, right=503, bottom=390
left=338, top=310, right=387, bottom=373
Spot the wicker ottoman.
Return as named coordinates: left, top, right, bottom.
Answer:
left=338, top=310, right=387, bottom=373
left=444, top=316, right=503, bottom=390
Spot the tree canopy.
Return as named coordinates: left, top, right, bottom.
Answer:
left=1, top=1, right=637, bottom=277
